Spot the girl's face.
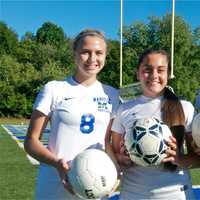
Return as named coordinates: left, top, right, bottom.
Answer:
left=74, top=36, right=106, bottom=79
left=137, top=53, right=169, bottom=97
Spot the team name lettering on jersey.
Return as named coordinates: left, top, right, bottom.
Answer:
left=93, top=97, right=111, bottom=112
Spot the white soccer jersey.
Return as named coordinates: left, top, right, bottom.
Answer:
left=34, top=76, right=119, bottom=200
left=112, top=95, right=195, bottom=200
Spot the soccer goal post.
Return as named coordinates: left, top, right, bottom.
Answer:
left=119, top=0, right=175, bottom=86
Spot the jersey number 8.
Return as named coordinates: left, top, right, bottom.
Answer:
left=80, top=114, right=95, bottom=134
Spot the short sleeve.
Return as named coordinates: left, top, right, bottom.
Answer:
left=111, top=105, right=125, bottom=135
left=110, top=90, right=120, bottom=119
left=33, top=82, right=54, bottom=116
left=181, top=100, right=196, bottom=133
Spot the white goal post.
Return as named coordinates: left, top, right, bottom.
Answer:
left=119, top=0, right=175, bottom=89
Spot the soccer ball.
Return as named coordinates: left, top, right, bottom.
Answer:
left=192, top=113, right=200, bottom=147
left=67, top=149, right=118, bottom=199
left=124, top=117, right=172, bottom=167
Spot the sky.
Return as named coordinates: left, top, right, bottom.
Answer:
left=0, top=0, right=200, bottom=40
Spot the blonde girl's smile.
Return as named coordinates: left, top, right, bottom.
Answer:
left=75, top=36, right=106, bottom=77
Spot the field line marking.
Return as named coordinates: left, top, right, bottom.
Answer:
left=1, top=124, right=39, bottom=165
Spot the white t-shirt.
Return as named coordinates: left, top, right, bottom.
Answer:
left=34, top=76, right=119, bottom=200
left=112, top=95, right=195, bottom=200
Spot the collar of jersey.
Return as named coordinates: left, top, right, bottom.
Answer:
left=140, top=95, right=164, bottom=103
left=66, top=76, right=100, bottom=89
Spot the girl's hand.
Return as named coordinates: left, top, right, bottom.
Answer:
left=116, top=140, right=133, bottom=168
left=162, top=136, right=179, bottom=165
left=55, top=159, right=74, bottom=194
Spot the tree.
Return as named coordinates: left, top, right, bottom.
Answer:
left=1, top=15, right=200, bottom=117
left=21, top=31, right=35, bottom=42
left=0, top=55, right=41, bottom=116
left=121, top=14, right=199, bottom=102
left=16, top=39, right=37, bottom=65
left=36, top=22, right=65, bottom=48
left=0, top=21, right=18, bottom=56
left=99, top=40, right=120, bottom=88
left=193, top=27, right=200, bottom=46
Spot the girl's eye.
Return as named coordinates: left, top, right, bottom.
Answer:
left=96, top=51, right=103, bottom=55
left=158, top=68, right=167, bottom=73
left=144, top=68, right=152, bottom=73
left=81, top=51, right=89, bottom=55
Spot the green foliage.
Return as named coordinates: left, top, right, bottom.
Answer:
left=40, top=60, right=68, bottom=84
left=99, top=40, right=120, bottom=88
left=0, top=55, right=39, bottom=116
left=122, top=14, right=200, bottom=102
left=193, top=27, right=200, bottom=45
left=36, top=21, right=65, bottom=48
left=16, top=39, right=38, bottom=65
left=33, top=43, right=59, bottom=69
left=21, top=31, right=35, bottom=42
left=0, top=15, right=200, bottom=117
left=0, top=21, right=18, bottom=56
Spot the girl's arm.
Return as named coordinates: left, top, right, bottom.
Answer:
left=24, top=110, right=73, bottom=193
left=111, top=132, right=132, bottom=168
left=24, top=110, right=59, bottom=166
left=105, top=120, right=120, bottom=169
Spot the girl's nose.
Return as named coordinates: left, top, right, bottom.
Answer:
left=151, top=69, right=158, bottom=79
left=88, top=53, right=96, bottom=63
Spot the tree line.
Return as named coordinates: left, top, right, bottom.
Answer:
left=0, top=14, right=200, bottom=117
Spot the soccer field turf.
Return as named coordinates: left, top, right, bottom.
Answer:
left=1, top=124, right=200, bottom=200
left=0, top=125, right=37, bottom=200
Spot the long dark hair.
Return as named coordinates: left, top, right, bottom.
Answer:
left=162, top=87, right=185, bottom=171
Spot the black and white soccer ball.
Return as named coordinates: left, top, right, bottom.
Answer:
left=67, top=149, right=118, bottom=199
left=124, top=117, right=172, bottom=167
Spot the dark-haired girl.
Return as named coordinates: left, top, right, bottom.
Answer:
left=109, top=49, right=200, bottom=199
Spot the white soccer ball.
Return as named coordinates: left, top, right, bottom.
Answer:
left=124, top=117, right=172, bottom=167
left=67, top=149, right=118, bottom=199
left=192, top=113, right=200, bottom=147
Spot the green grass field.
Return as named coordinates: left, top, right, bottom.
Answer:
left=0, top=118, right=200, bottom=200
left=0, top=117, right=29, bottom=125
left=0, top=119, right=37, bottom=200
